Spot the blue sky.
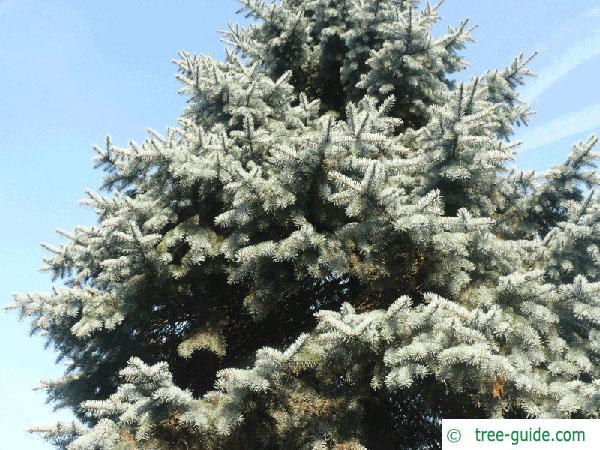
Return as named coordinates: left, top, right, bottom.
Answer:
left=1, top=0, right=600, bottom=448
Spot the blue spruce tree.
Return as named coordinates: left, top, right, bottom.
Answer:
left=12, top=1, right=600, bottom=449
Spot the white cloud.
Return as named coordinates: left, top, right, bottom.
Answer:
left=584, top=6, right=600, bottom=19
left=0, top=0, right=27, bottom=17
left=522, top=31, right=600, bottom=103
left=518, top=103, right=600, bottom=152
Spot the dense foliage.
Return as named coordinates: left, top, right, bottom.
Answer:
left=12, top=1, right=600, bottom=448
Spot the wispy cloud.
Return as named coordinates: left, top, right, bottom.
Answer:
left=518, top=103, right=600, bottom=152
left=0, top=0, right=27, bottom=17
left=522, top=32, right=600, bottom=104
left=516, top=4, right=600, bottom=152
left=584, top=6, right=600, bottom=19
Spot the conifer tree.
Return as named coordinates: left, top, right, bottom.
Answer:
left=12, top=1, right=600, bottom=449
